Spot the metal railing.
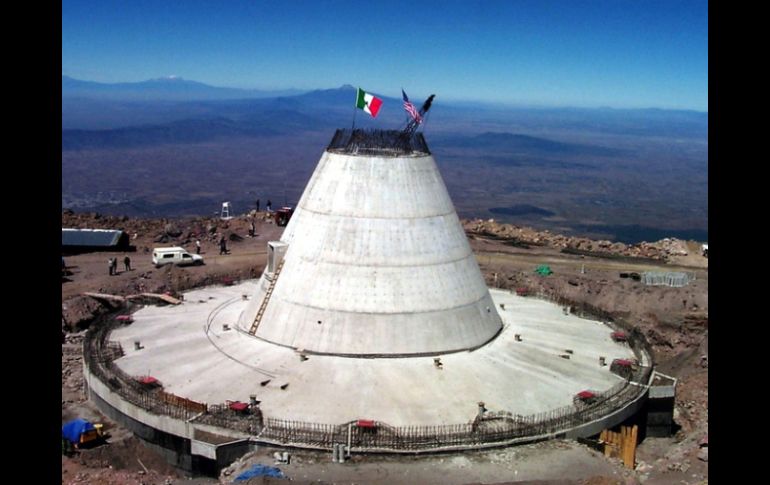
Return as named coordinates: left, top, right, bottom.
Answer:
left=257, top=377, right=641, bottom=451
left=196, top=404, right=263, bottom=434
left=326, top=129, right=430, bottom=156
left=527, top=288, right=655, bottom=367
left=84, top=319, right=207, bottom=421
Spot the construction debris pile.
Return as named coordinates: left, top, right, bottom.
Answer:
left=464, top=219, right=699, bottom=261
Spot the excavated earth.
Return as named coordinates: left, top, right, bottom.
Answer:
left=61, top=212, right=707, bottom=485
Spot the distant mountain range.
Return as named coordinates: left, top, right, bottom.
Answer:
left=62, top=78, right=708, bottom=141
left=61, top=76, right=708, bottom=242
left=62, top=76, right=707, bottom=133
left=62, top=75, right=307, bottom=101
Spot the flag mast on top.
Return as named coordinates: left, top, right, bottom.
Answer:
left=402, top=90, right=435, bottom=138
left=402, top=89, right=422, bottom=125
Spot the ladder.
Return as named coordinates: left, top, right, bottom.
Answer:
left=248, top=259, right=285, bottom=335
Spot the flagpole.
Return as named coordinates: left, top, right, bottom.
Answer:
left=351, top=88, right=358, bottom=131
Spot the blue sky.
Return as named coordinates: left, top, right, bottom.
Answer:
left=62, top=0, right=708, bottom=111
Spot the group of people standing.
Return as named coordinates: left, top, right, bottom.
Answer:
left=191, top=237, right=226, bottom=255
left=190, top=236, right=227, bottom=255
left=108, top=256, right=131, bottom=276
left=255, top=199, right=272, bottom=213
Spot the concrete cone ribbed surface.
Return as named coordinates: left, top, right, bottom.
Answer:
left=238, top=145, right=503, bottom=355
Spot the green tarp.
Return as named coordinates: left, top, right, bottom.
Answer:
left=535, top=265, right=553, bottom=276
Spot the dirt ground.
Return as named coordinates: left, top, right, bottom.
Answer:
left=61, top=212, right=707, bottom=484
left=219, top=440, right=643, bottom=485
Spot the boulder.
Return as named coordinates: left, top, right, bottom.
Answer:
left=164, top=223, right=182, bottom=237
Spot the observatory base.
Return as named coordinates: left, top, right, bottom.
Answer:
left=107, top=281, right=641, bottom=427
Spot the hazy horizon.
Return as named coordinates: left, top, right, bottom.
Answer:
left=63, top=0, right=708, bottom=111
left=61, top=74, right=708, bottom=114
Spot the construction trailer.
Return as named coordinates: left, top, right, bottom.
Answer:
left=62, top=228, right=133, bottom=255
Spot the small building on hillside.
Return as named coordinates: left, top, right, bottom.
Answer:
left=62, top=228, right=133, bottom=254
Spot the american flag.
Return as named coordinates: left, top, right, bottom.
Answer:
left=402, top=89, right=422, bottom=124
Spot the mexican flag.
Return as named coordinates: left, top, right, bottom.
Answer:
left=356, top=87, right=383, bottom=118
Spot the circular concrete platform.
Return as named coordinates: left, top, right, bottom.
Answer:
left=108, top=281, right=639, bottom=427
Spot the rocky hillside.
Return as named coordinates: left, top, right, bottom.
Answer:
left=463, top=218, right=706, bottom=265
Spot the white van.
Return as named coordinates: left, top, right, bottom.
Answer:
left=152, top=247, right=204, bottom=268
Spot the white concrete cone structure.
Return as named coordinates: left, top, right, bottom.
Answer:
left=238, top=130, right=503, bottom=356
left=91, top=129, right=652, bottom=463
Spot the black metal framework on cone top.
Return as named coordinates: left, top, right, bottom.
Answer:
left=327, top=129, right=431, bottom=156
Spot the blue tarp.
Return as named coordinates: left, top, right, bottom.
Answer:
left=234, top=464, right=286, bottom=481
left=62, top=418, right=96, bottom=444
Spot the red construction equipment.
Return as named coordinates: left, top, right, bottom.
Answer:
left=573, top=390, right=598, bottom=407
left=136, top=376, right=161, bottom=388
left=611, top=331, right=627, bottom=342
left=609, top=358, right=638, bottom=379
left=228, top=401, right=249, bottom=413
left=274, top=207, right=294, bottom=227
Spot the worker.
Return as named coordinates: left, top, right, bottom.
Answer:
left=108, top=257, right=114, bottom=276
left=266, top=200, right=272, bottom=212
left=219, top=236, right=228, bottom=255
left=196, top=239, right=201, bottom=254
left=124, top=255, right=131, bottom=272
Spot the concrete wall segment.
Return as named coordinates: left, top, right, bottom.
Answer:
left=295, top=152, right=455, bottom=219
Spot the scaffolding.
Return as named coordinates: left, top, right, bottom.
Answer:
left=221, top=202, right=233, bottom=220
left=327, top=129, right=430, bottom=156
